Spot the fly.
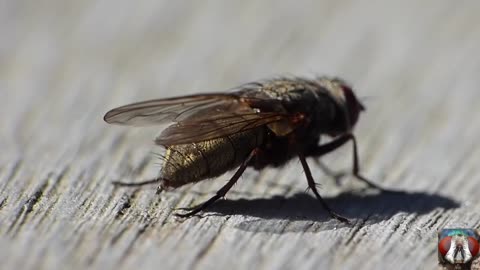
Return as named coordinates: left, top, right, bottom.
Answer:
left=104, top=76, right=384, bottom=223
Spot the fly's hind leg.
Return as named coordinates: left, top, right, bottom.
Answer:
left=306, top=134, right=387, bottom=192
left=112, top=178, right=161, bottom=187
left=175, top=148, right=258, bottom=218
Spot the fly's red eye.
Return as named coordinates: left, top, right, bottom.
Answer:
left=468, top=237, right=480, bottom=257
left=439, top=236, right=452, bottom=256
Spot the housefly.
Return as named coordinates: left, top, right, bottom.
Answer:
left=104, top=76, right=383, bottom=223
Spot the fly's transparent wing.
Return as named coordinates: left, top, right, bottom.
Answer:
left=104, top=94, right=242, bottom=126
left=104, top=92, right=293, bottom=145
left=155, top=111, right=286, bottom=145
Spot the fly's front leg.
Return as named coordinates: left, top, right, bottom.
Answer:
left=348, top=135, right=387, bottom=191
left=306, top=133, right=385, bottom=192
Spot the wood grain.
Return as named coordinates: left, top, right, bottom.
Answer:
left=1, top=1, right=480, bottom=269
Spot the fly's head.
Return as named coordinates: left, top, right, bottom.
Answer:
left=339, top=82, right=365, bottom=129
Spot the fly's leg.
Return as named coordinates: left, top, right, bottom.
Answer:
left=175, top=148, right=258, bottom=218
left=298, top=152, right=349, bottom=223
left=348, top=135, right=387, bottom=191
left=306, top=134, right=386, bottom=192
left=112, top=178, right=161, bottom=187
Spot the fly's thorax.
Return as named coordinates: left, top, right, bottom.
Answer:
left=315, top=77, right=365, bottom=135
left=160, top=129, right=264, bottom=188
left=280, top=86, right=341, bottom=138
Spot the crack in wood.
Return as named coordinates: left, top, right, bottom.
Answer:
left=0, top=197, right=7, bottom=211
left=344, top=214, right=370, bottom=246
left=193, top=216, right=231, bottom=268
left=116, top=223, right=152, bottom=266
left=7, top=180, right=49, bottom=236
left=110, top=226, right=129, bottom=246
left=2, top=159, right=22, bottom=187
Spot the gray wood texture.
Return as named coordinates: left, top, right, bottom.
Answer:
left=1, top=1, right=480, bottom=269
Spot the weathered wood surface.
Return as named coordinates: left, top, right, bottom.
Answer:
left=1, top=1, right=480, bottom=269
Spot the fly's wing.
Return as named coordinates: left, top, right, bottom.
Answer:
left=156, top=110, right=286, bottom=145
left=104, top=92, right=292, bottom=145
left=104, top=94, right=241, bottom=126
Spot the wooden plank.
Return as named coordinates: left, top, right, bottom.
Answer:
left=1, top=1, right=480, bottom=269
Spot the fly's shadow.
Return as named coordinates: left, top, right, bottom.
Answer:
left=199, top=189, right=459, bottom=233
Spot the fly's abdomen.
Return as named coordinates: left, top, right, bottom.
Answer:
left=161, top=129, right=263, bottom=188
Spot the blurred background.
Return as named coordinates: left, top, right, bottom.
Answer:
left=1, top=1, right=480, bottom=269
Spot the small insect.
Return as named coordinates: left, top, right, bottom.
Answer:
left=104, top=76, right=383, bottom=222
left=438, top=229, right=480, bottom=269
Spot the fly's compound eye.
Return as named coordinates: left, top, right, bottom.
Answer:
left=439, top=236, right=452, bottom=257
left=468, top=237, right=480, bottom=257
